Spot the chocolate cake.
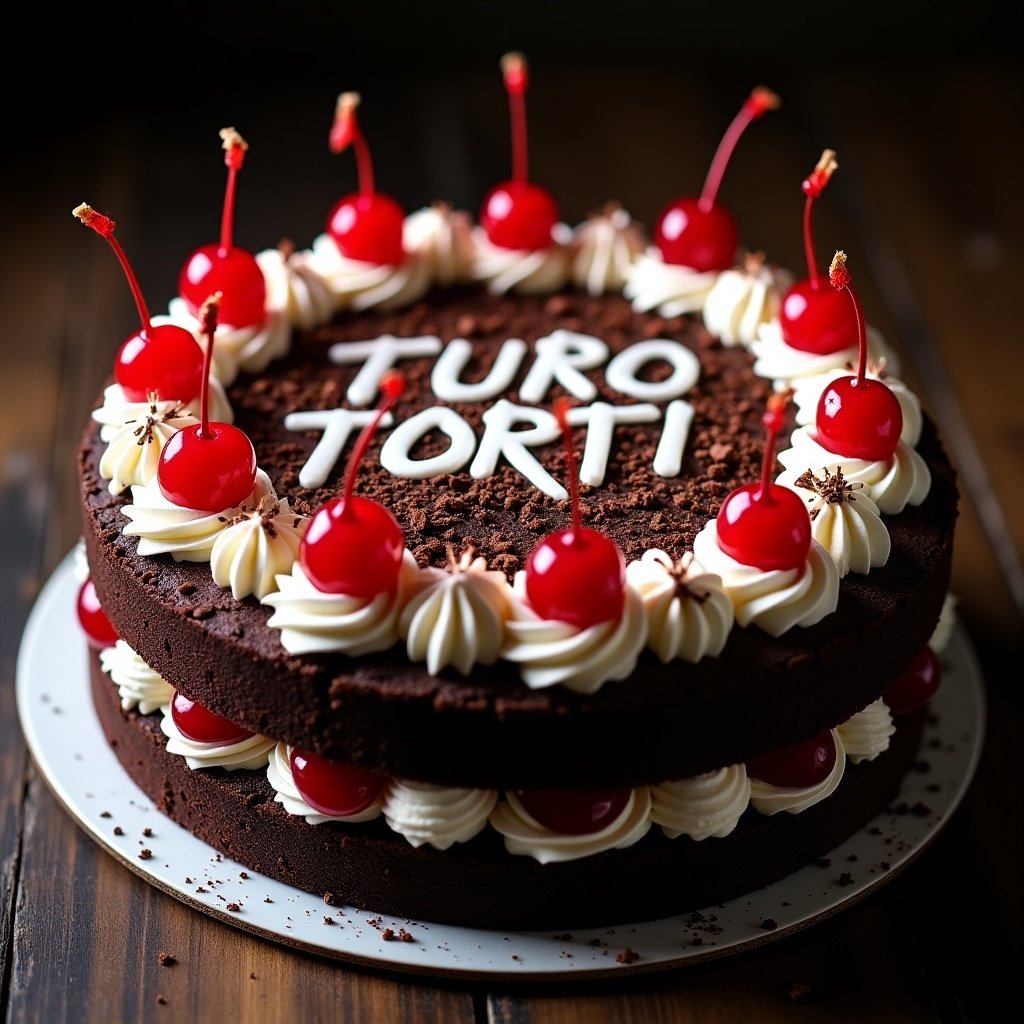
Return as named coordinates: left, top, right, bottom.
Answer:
left=73, top=76, right=959, bottom=929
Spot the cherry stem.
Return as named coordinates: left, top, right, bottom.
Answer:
left=197, top=294, right=221, bottom=440
left=800, top=150, right=838, bottom=288
left=700, top=86, right=780, bottom=210
left=340, top=371, right=405, bottom=512
left=502, top=52, right=529, bottom=183
left=331, top=93, right=376, bottom=197
left=759, top=390, right=792, bottom=500
left=218, top=128, right=248, bottom=254
left=553, top=397, right=582, bottom=537
left=829, top=250, right=867, bottom=382
left=72, top=203, right=152, bottom=332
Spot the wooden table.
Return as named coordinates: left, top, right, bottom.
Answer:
left=2, top=13, right=1021, bottom=1022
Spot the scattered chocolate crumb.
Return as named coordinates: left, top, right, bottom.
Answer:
left=157, top=950, right=176, bottom=967
left=760, top=918, right=778, bottom=931
left=139, top=848, right=152, bottom=860
left=588, top=938, right=606, bottom=948
left=263, top=897, right=273, bottom=903
left=616, top=948, right=639, bottom=964
left=196, top=887, right=208, bottom=894
left=324, top=892, right=337, bottom=906
left=789, top=982, right=813, bottom=1002
left=554, top=932, right=573, bottom=941
left=880, top=861, right=891, bottom=871
left=100, top=811, right=112, bottom=819
left=323, top=917, right=335, bottom=926
left=398, top=928, right=413, bottom=943
left=847, top=854, right=858, bottom=862
left=868, top=826, right=883, bottom=836
left=690, top=936, right=704, bottom=947
left=239, top=871, right=249, bottom=879
left=113, top=826, right=124, bottom=836
left=815, top=856, right=832, bottom=868
left=156, top=995, right=166, bottom=1006
left=781, top=901, right=791, bottom=907
left=838, top=873, right=855, bottom=887
left=249, top=973, right=257, bottom=980
left=143, top=827, right=153, bottom=837
left=911, top=802, right=931, bottom=817
left=226, top=903, right=241, bottom=912
left=185, top=877, right=192, bottom=884
left=381, top=928, right=395, bottom=941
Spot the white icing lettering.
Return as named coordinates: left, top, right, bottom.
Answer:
left=431, top=337, right=528, bottom=402
left=284, top=409, right=395, bottom=489
left=379, top=407, right=476, bottom=479
left=566, top=402, right=661, bottom=486
left=605, top=339, right=700, bottom=402
left=470, top=400, right=565, bottom=499
left=518, top=330, right=609, bottom=404
left=328, top=335, right=443, bottom=407
left=653, top=399, right=694, bottom=478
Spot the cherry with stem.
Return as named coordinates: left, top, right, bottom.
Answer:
left=157, top=294, right=257, bottom=511
left=524, top=397, right=626, bottom=627
left=299, top=372, right=407, bottom=597
left=73, top=204, right=204, bottom=404
left=326, top=92, right=406, bottom=266
left=179, top=128, right=267, bottom=329
left=814, top=251, right=903, bottom=461
left=653, top=86, right=780, bottom=273
left=480, top=52, right=561, bottom=252
left=716, top=390, right=812, bottom=571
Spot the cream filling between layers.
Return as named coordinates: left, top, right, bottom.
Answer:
left=650, top=765, right=751, bottom=840
left=159, top=709, right=275, bottom=771
left=836, top=700, right=896, bottom=764
left=748, top=730, right=847, bottom=815
left=99, top=640, right=175, bottom=714
left=382, top=780, right=498, bottom=850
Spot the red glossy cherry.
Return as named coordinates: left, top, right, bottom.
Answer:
left=73, top=204, right=205, bottom=404
left=524, top=398, right=626, bottom=627
left=515, top=787, right=631, bottom=835
left=76, top=578, right=119, bottom=649
left=814, top=252, right=903, bottom=462
left=299, top=371, right=406, bottom=596
left=480, top=52, right=562, bottom=251
left=747, top=728, right=837, bottom=788
left=716, top=392, right=811, bottom=571
left=290, top=749, right=387, bottom=817
left=170, top=690, right=253, bottom=745
left=157, top=295, right=257, bottom=511
left=777, top=150, right=860, bottom=354
left=884, top=647, right=941, bottom=715
left=179, top=128, right=266, bottom=329
left=653, top=86, right=779, bottom=271
left=326, top=92, right=406, bottom=266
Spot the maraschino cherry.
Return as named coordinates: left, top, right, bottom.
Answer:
left=480, top=52, right=561, bottom=252
left=299, top=372, right=406, bottom=597
left=883, top=646, right=941, bottom=715
left=178, top=128, right=267, bottom=328
left=778, top=150, right=859, bottom=354
left=716, top=391, right=811, bottom=571
left=524, top=398, right=625, bottom=627
left=746, top=728, right=837, bottom=788
left=326, top=92, right=406, bottom=266
left=157, top=294, right=257, bottom=511
left=290, top=749, right=388, bottom=818
left=76, top=578, right=119, bottom=649
left=73, top=204, right=204, bottom=404
left=815, top=251, right=903, bottom=461
left=515, top=787, right=632, bottom=836
left=653, top=86, right=780, bottom=273
left=170, top=690, right=253, bottom=745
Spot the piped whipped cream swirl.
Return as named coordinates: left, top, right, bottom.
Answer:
left=650, top=765, right=751, bottom=840
left=160, top=707, right=275, bottom=771
left=382, top=780, right=498, bottom=849
left=748, top=729, right=846, bottom=814
left=99, top=640, right=174, bottom=714
left=930, top=592, right=959, bottom=654
left=404, top=204, right=477, bottom=288
left=625, top=549, right=734, bottom=662
left=570, top=205, right=645, bottom=295
left=500, top=573, right=648, bottom=693
left=470, top=224, right=573, bottom=295
left=97, top=398, right=198, bottom=495
left=121, top=468, right=278, bottom=562
left=780, top=467, right=891, bottom=576
left=92, top=381, right=232, bottom=439
left=262, top=550, right=421, bottom=656
left=776, top=426, right=932, bottom=515
left=624, top=248, right=718, bottom=316
left=256, top=242, right=335, bottom=331
left=398, top=549, right=513, bottom=675
left=692, top=522, right=840, bottom=636
left=703, top=254, right=793, bottom=346
left=265, top=742, right=384, bottom=825
left=210, top=490, right=309, bottom=601
left=306, top=233, right=433, bottom=311
left=837, top=699, right=895, bottom=763
left=489, top=789, right=652, bottom=863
